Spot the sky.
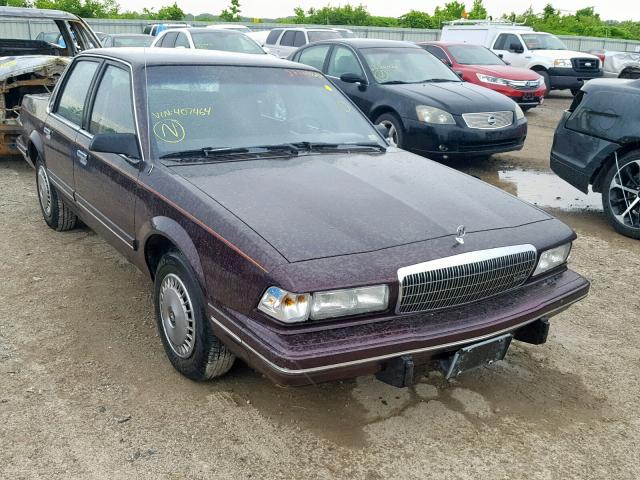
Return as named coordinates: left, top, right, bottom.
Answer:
left=117, top=1, right=640, bottom=22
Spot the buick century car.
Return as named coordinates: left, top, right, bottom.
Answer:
left=19, top=49, right=589, bottom=387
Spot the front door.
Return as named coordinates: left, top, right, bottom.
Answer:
left=74, top=63, right=140, bottom=252
left=326, top=45, right=371, bottom=114
left=493, top=33, right=526, bottom=67
left=44, top=59, right=100, bottom=198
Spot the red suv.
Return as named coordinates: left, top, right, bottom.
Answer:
left=419, top=41, right=546, bottom=110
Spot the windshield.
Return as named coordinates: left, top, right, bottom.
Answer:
left=361, top=47, right=460, bottom=84
left=307, top=31, right=341, bottom=43
left=448, top=44, right=504, bottom=66
left=113, top=36, right=153, bottom=47
left=145, top=66, right=385, bottom=159
left=190, top=31, right=264, bottom=54
left=521, top=34, right=567, bottom=51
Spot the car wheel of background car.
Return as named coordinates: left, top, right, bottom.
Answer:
left=375, top=113, right=404, bottom=148
left=602, top=151, right=640, bottom=239
left=570, top=88, right=580, bottom=96
left=154, top=250, right=236, bottom=380
left=538, top=71, right=551, bottom=97
left=35, top=156, right=77, bottom=232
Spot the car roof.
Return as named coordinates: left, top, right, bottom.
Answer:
left=307, top=38, right=419, bottom=49
left=79, top=47, right=317, bottom=69
left=108, top=33, right=151, bottom=38
left=417, top=41, right=485, bottom=48
left=0, top=5, right=80, bottom=20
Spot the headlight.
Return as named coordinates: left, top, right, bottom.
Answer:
left=258, top=285, right=389, bottom=322
left=258, top=287, right=310, bottom=323
left=416, top=105, right=455, bottom=124
left=515, top=103, right=525, bottom=120
left=553, top=59, right=572, bottom=68
left=532, top=243, right=572, bottom=276
left=476, top=73, right=509, bottom=86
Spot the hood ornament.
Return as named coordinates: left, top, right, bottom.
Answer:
left=455, top=225, right=466, bottom=245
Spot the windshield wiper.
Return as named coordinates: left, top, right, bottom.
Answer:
left=379, top=80, right=409, bottom=85
left=292, top=141, right=387, bottom=153
left=159, top=144, right=300, bottom=160
left=417, top=78, right=457, bottom=83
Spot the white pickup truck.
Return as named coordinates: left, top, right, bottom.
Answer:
left=441, top=21, right=602, bottom=95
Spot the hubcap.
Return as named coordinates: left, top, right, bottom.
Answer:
left=608, top=160, right=640, bottom=230
left=37, top=165, right=52, bottom=217
left=159, top=273, right=195, bottom=358
left=378, top=120, right=398, bottom=147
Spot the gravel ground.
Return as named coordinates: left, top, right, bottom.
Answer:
left=1, top=94, right=639, bottom=479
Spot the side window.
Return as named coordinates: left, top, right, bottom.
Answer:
left=265, top=28, right=282, bottom=45
left=495, top=34, right=522, bottom=52
left=297, top=45, right=331, bottom=71
left=494, top=34, right=508, bottom=50
left=174, top=33, right=190, bottom=48
left=279, top=30, right=296, bottom=47
left=66, top=21, right=100, bottom=51
left=89, top=65, right=135, bottom=135
left=160, top=32, right=178, bottom=47
left=327, top=46, right=363, bottom=78
left=424, top=46, right=450, bottom=64
left=293, top=31, right=306, bottom=47
left=143, top=26, right=151, bottom=35
left=55, top=60, right=100, bottom=126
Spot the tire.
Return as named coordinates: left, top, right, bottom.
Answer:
left=538, top=71, right=551, bottom=97
left=375, top=112, right=404, bottom=149
left=601, top=151, right=640, bottom=239
left=570, top=88, right=580, bottom=96
left=154, top=250, right=236, bottom=381
left=35, top=156, right=77, bottom=231
left=521, top=106, right=534, bottom=112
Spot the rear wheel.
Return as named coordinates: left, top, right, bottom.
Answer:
left=602, top=151, right=640, bottom=239
left=375, top=112, right=404, bottom=149
left=154, top=250, right=236, bottom=380
left=35, top=156, right=77, bottom=231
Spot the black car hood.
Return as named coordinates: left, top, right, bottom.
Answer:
left=385, top=81, right=517, bottom=114
left=178, top=150, right=550, bottom=263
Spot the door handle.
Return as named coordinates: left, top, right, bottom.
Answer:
left=76, top=149, right=88, bottom=166
left=43, top=127, right=51, bottom=140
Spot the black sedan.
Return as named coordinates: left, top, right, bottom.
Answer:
left=290, top=39, right=527, bottom=159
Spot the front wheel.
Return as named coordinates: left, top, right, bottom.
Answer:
left=154, top=251, right=236, bottom=380
left=375, top=112, right=404, bottom=149
left=35, top=157, right=77, bottom=231
left=602, top=151, right=640, bottom=239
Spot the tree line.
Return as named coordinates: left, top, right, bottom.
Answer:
left=2, top=0, right=639, bottom=41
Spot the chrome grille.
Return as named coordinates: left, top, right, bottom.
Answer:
left=462, top=111, right=513, bottom=129
left=572, top=57, right=599, bottom=72
left=396, top=245, right=537, bottom=314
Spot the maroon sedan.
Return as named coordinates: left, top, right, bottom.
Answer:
left=419, top=42, right=547, bottom=110
left=19, top=49, right=589, bottom=387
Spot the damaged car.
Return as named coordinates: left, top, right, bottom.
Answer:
left=20, top=49, right=589, bottom=387
left=0, top=6, right=100, bottom=157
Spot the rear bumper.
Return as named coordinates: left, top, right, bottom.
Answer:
left=403, top=117, right=527, bottom=158
left=209, top=269, right=589, bottom=386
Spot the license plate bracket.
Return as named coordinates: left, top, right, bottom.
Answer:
left=440, top=333, right=512, bottom=379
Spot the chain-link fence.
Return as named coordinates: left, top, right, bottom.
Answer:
left=2, top=17, right=639, bottom=53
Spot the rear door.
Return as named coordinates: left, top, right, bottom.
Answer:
left=74, top=62, right=140, bottom=251
left=44, top=59, right=101, bottom=199
left=264, top=28, right=283, bottom=55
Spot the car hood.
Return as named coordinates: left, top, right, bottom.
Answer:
left=385, top=81, right=517, bottom=114
left=529, top=49, right=599, bottom=60
left=468, top=64, right=542, bottom=80
left=177, top=150, right=551, bottom=263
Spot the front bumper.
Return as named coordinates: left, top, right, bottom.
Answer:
left=402, top=116, right=527, bottom=158
left=476, top=83, right=546, bottom=107
left=548, top=67, right=603, bottom=90
left=209, top=269, right=589, bottom=386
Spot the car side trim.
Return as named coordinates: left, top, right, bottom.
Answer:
left=208, top=293, right=587, bottom=376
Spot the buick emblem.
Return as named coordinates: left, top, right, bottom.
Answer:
left=486, top=115, right=497, bottom=126
left=455, top=225, right=467, bottom=245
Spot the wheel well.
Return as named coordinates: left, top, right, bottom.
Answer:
left=370, top=106, right=400, bottom=123
left=619, top=67, right=640, bottom=79
left=28, top=141, right=41, bottom=164
left=591, top=142, right=640, bottom=193
left=145, top=234, right=178, bottom=280
left=530, top=65, right=548, bottom=72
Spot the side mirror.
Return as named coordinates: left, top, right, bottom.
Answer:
left=375, top=123, right=389, bottom=139
left=90, top=133, right=141, bottom=161
left=510, top=44, right=524, bottom=54
left=340, top=72, right=367, bottom=85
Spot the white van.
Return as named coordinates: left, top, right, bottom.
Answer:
left=441, top=21, right=602, bottom=94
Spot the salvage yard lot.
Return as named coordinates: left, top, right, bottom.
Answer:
left=1, top=93, right=639, bottom=479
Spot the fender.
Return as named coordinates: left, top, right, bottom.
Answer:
left=27, top=130, right=45, bottom=168
left=139, top=216, right=207, bottom=291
